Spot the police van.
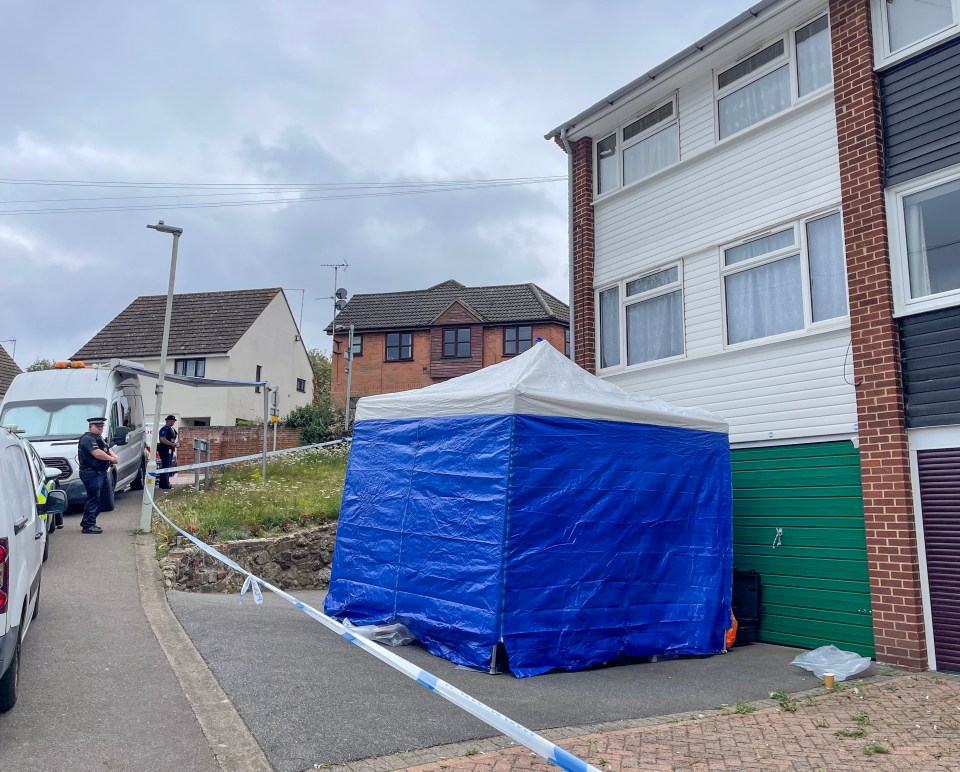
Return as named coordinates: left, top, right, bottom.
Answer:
left=0, top=425, right=68, bottom=711
left=0, top=361, right=148, bottom=510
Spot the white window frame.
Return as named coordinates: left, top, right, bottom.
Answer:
left=872, top=0, right=960, bottom=68
left=887, top=163, right=960, bottom=316
left=714, top=11, right=833, bottom=143
left=719, top=209, right=848, bottom=349
left=595, top=262, right=685, bottom=372
left=593, top=94, right=680, bottom=200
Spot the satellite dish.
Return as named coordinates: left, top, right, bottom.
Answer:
left=335, top=299, right=348, bottom=311
left=335, top=288, right=348, bottom=300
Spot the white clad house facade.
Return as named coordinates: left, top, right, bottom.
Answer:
left=72, top=288, right=313, bottom=429
left=547, top=1, right=875, bottom=658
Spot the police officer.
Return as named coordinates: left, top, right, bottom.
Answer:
left=78, top=416, right=118, bottom=534
left=157, top=414, right=178, bottom=489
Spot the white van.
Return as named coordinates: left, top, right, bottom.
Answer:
left=0, top=425, right=68, bottom=711
left=0, top=362, right=148, bottom=511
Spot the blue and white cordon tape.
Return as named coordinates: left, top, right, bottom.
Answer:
left=146, top=443, right=599, bottom=772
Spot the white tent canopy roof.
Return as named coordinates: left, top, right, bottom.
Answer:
left=355, top=341, right=728, bottom=433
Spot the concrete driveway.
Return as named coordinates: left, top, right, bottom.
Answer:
left=169, top=588, right=875, bottom=772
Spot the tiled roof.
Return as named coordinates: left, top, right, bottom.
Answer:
left=325, top=280, right=569, bottom=333
left=0, top=345, right=21, bottom=399
left=72, top=288, right=281, bottom=360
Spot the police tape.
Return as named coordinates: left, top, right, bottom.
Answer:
left=145, top=485, right=599, bottom=772
left=149, top=438, right=349, bottom=477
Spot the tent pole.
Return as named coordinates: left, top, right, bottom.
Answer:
left=488, top=645, right=498, bottom=675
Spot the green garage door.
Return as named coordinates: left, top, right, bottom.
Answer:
left=732, top=441, right=875, bottom=657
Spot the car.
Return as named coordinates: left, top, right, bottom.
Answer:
left=0, top=425, right=68, bottom=711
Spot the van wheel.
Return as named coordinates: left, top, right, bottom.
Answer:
left=130, top=459, right=146, bottom=491
left=0, top=615, right=22, bottom=712
left=100, top=473, right=116, bottom=512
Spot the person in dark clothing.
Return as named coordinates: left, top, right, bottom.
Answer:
left=77, top=416, right=118, bottom=534
left=157, top=414, right=178, bottom=489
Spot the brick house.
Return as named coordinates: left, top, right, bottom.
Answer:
left=0, top=344, right=21, bottom=401
left=326, top=280, right=569, bottom=408
left=546, top=0, right=960, bottom=671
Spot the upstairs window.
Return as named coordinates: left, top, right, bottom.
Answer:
left=503, top=325, right=533, bottom=356
left=873, top=0, right=958, bottom=64
left=716, top=14, right=832, bottom=140
left=174, top=358, right=205, bottom=378
left=385, top=332, right=413, bottom=361
left=296, top=378, right=307, bottom=393
left=443, top=327, right=471, bottom=358
left=595, top=96, right=680, bottom=197
left=351, top=334, right=363, bottom=357
left=597, top=265, right=684, bottom=370
left=888, top=167, right=960, bottom=314
left=722, top=211, right=847, bottom=346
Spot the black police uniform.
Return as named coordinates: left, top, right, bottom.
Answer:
left=78, top=419, right=111, bottom=532
left=157, top=421, right=178, bottom=489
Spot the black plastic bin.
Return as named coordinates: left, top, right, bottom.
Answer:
left=732, top=570, right=761, bottom=646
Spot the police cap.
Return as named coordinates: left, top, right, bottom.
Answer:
left=87, top=416, right=108, bottom=426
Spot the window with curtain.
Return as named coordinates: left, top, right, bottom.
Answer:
left=594, top=97, right=680, bottom=196
left=599, top=287, right=620, bottom=368
left=443, top=327, right=471, bottom=358
left=174, top=358, right=206, bottom=378
left=723, top=211, right=847, bottom=345
left=598, top=266, right=684, bottom=369
left=882, top=0, right=955, bottom=54
left=902, top=177, right=960, bottom=300
left=351, top=335, right=363, bottom=356
left=717, top=15, right=832, bottom=140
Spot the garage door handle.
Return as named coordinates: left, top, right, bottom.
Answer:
left=13, top=516, right=28, bottom=534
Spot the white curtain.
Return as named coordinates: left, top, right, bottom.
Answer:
left=599, top=287, right=620, bottom=368
left=806, top=213, right=848, bottom=321
left=626, top=290, right=683, bottom=364
left=725, top=228, right=794, bottom=266
left=796, top=18, right=832, bottom=96
left=623, top=126, right=679, bottom=185
left=905, top=200, right=931, bottom=298
left=719, top=66, right=790, bottom=139
left=725, top=256, right=804, bottom=344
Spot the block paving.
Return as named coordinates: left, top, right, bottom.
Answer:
left=395, top=674, right=959, bottom=772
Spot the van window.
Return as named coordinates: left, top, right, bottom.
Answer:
left=0, top=398, right=107, bottom=440
left=122, top=387, right=144, bottom=428
left=113, top=394, right=132, bottom=429
left=2, top=444, right=36, bottom=523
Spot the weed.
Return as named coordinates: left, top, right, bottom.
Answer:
left=733, top=700, right=757, bottom=715
left=879, top=667, right=896, bottom=677
left=851, top=679, right=867, bottom=699
left=862, top=742, right=889, bottom=756
left=598, top=760, right=609, bottom=768
left=834, top=727, right=866, bottom=739
left=813, top=718, right=829, bottom=729
left=854, top=710, right=871, bottom=727
left=769, top=690, right=798, bottom=713
left=933, top=677, right=946, bottom=684
left=464, top=749, right=479, bottom=757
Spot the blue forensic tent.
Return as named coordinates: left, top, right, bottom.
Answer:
left=324, top=342, right=732, bottom=677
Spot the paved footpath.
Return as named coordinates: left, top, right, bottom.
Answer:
left=408, top=674, right=959, bottom=772
left=0, top=491, right=218, bottom=772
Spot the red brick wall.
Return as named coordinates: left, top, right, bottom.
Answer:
left=829, top=0, right=927, bottom=669
left=331, top=323, right=570, bottom=406
left=570, top=137, right=596, bottom=373
left=178, top=426, right=301, bottom=463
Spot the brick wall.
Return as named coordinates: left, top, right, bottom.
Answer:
left=331, top=323, right=569, bottom=407
left=829, top=0, right=927, bottom=669
left=570, top=137, right=596, bottom=373
left=178, top=426, right=302, bottom=463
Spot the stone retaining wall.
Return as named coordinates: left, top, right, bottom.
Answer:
left=162, top=523, right=338, bottom=593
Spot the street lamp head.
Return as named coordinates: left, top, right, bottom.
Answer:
left=147, top=220, right=184, bottom=236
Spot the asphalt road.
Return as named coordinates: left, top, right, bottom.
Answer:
left=170, top=588, right=871, bottom=772
left=0, top=491, right=217, bottom=772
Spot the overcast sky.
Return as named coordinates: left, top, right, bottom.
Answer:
left=0, top=0, right=750, bottom=366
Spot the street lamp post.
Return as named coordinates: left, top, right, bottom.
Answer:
left=140, top=220, right=183, bottom=533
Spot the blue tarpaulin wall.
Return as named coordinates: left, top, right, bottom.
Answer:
left=324, top=412, right=732, bottom=678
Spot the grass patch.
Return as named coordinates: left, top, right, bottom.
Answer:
left=835, top=727, right=866, bottom=739
left=770, top=690, right=798, bottom=713
left=862, top=742, right=889, bottom=756
left=733, top=700, right=757, bottom=714
left=854, top=710, right=871, bottom=727
left=152, top=444, right=349, bottom=553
